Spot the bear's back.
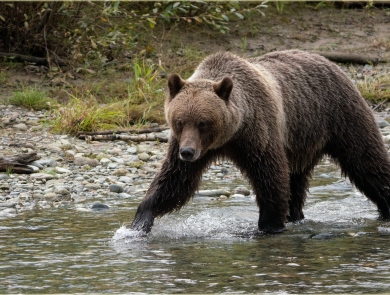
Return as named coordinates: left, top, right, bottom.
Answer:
left=249, top=50, right=377, bottom=171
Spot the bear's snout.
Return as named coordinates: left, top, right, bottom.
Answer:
left=180, top=147, right=195, bottom=161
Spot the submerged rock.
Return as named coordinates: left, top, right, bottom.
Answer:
left=91, top=202, right=110, bottom=210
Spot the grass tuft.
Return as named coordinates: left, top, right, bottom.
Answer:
left=0, top=71, right=9, bottom=84
left=51, top=58, right=166, bottom=134
left=357, top=75, right=390, bottom=103
left=52, top=94, right=126, bottom=135
left=8, top=87, right=57, bottom=110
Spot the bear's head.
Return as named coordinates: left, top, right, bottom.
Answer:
left=165, top=73, right=241, bottom=162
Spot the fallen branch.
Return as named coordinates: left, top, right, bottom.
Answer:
left=85, top=134, right=168, bottom=143
left=0, top=52, right=67, bottom=66
left=0, top=152, right=41, bottom=174
left=311, top=51, right=383, bottom=65
left=77, top=126, right=169, bottom=139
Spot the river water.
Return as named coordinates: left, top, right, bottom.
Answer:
left=1, top=159, right=390, bottom=293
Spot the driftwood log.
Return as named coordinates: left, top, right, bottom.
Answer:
left=0, top=152, right=40, bottom=174
left=0, top=52, right=67, bottom=66
left=84, top=134, right=168, bottom=143
left=77, top=126, right=169, bottom=139
left=311, top=51, right=383, bottom=65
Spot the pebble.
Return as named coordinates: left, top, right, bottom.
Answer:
left=118, top=192, right=132, bottom=198
left=233, top=186, right=251, bottom=196
left=34, top=159, right=58, bottom=167
left=55, top=167, right=72, bottom=174
left=377, top=119, right=390, bottom=129
left=109, top=184, right=124, bottom=193
left=138, top=152, right=151, bottom=161
left=13, top=123, right=28, bottom=131
left=74, top=157, right=99, bottom=167
left=30, top=173, right=56, bottom=180
left=118, top=176, right=132, bottom=183
left=85, top=183, right=101, bottom=190
left=127, top=147, right=137, bottom=154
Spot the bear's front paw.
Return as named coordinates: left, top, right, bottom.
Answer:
left=130, top=211, right=154, bottom=234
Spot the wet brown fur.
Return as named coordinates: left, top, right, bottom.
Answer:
left=131, top=50, right=390, bottom=234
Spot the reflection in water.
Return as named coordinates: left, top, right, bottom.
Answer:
left=1, top=160, right=390, bottom=293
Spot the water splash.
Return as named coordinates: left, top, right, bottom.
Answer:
left=112, top=225, right=148, bottom=243
left=151, top=208, right=258, bottom=239
left=111, top=207, right=259, bottom=245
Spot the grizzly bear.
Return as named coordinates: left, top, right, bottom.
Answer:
left=130, top=50, right=390, bottom=234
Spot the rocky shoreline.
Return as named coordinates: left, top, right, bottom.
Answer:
left=0, top=104, right=253, bottom=219
left=1, top=64, right=390, bottom=219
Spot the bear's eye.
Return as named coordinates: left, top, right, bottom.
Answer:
left=176, top=120, right=183, bottom=129
left=198, top=121, right=206, bottom=128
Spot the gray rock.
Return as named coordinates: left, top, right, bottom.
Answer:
left=127, top=146, right=137, bottom=154
left=27, top=165, right=40, bottom=172
left=109, top=184, right=124, bottom=193
left=13, top=123, right=28, bottom=131
left=377, top=119, right=390, bottom=129
left=138, top=152, right=150, bottom=161
left=0, top=174, right=9, bottom=180
left=35, top=159, right=58, bottom=167
left=85, top=183, right=101, bottom=190
left=43, top=192, right=58, bottom=201
left=233, top=186, right=251, bottom=196
left=54, top=187, right=71, bottom=196
left=118, top=192, right=132, bottom=198
left=231, top=193, right=246, bottom=198
left=107, top=163, right=118, bottom=169
left=118, top=176, right=132, bottom=183
left=55, top=167, right=72, bottom=174
left=30, top=161, right=44, bottom=169
left=91, top=202, right=110, bottom=210
left=109, top=147, right=122, bottom=155
left=110, top=157, right=125, bottom=164
left=100, top=158, right=112, bottom=165
left=30, top=173, right=56, bottom=180
left=125, top=155, right=140, bottom=162
left=74, top=157, right=99, bottom=167
left=137, top=144, right=152, bottom=153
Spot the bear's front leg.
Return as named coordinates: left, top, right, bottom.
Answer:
left=130, top=139, right=213, bottom=234
left=229, top=142, right=290, bottom=233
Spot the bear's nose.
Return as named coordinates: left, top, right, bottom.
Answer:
left=180, top=147, right=195, bottom=161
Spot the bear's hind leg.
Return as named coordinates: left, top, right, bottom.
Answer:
left=329, top=143, right=390, bottom=219
left=287, top=172, right=310, bottom=222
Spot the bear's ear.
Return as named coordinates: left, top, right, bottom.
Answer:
left=213, top=77, right=233, bottom=101
left=168, top=73, right=186, bottom=100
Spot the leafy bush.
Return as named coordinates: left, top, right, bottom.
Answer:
left=0, top=1, right=268, bottom=66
